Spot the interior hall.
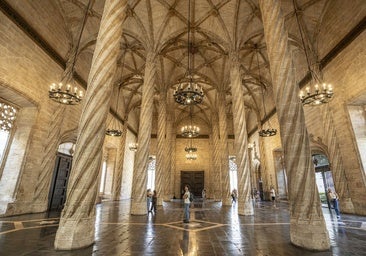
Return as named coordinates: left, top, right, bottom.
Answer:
left=0, top=0, right=365, bottom=255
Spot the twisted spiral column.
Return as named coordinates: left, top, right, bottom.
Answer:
left=156, top=91, right=167, bottom=204
left=130, top=52, right=156, bottom=215
left=166, top=95, right=174, bottom=198
left=32, top=105, right=65, bottom=211
left=211, top=112, right=222, bottom=201
left=218, top=91, right=231, bottom=205
left=259, top=0, right=329, bottom=250
left=322, top=105, right=354, bottom=213
left=112, top=118, right=128, bottom=201
left=229, top=52, right=253, bottom=215
left=54, top=0, right=126, bottom=250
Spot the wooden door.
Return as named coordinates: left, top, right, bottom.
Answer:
left=48, top=153, right=72, bottom=211
left=181, top=171, right=204, bottom=197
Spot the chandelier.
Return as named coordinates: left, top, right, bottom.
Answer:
left=0, top=100, right=17, bottom=132
left=293, top=0, right=334, bottom=106
left=48, top=1, right=90, bottom=105
left=106, top=87, right=122, bottom=136
left=173, top=0, right=204, bottom=106
left=181, top=106, right=200, bottom=138
left=129, top=142, right=138, bottom=152
left=255, top=48, right=277, bottom=137
left=186, top=152, right=197, bottom=160
left=49, top=83, right=83, bottom=105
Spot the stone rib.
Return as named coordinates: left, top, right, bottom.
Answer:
left=259, top=0, right=329, bottom=250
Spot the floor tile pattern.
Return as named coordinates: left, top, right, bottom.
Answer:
left=0, top=200, right=365, bottom=255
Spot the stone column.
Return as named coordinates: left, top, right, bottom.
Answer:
left=156, top=90, right=167, bottom=204
left=321, top=105, right=354, bottom=213
left=229, top=52, right=253, bottom=215
left=211, top=112, right=222, bottom=201
left=54, top=0, right=126, bottom=250
left=32, top=105, right=65, bottom=212
left=218, top=90, right=231, bottom=205
left=166, top=94, right=175, bottom=198
left=130, top=52, right=156, bottom=215
left=112, top=117, right=128, bottom=200
left=259, top=0, right=330, bottom=250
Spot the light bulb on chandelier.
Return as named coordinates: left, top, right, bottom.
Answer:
left=129, top=142, right=138, bottom=152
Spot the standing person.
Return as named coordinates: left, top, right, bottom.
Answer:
left=150, top=190, right=157, bottom=214
left=183, top=185, right=191, bottom=223
left=270, top=186, right=276, bottom=207
left=231, top=189, right=237, bottom=203
left=327, top=188, right=341, bottom=219
left=147, top=189, right=152, bottom=213
left=202, top=189, right=206, bottom=201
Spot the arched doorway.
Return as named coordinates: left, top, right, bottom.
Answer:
left=313, top=153, right=334, bottom=209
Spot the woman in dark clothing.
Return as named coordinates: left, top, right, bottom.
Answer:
left=150, top=190, right=157, bottom=213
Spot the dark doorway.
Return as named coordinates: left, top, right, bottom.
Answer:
left=181, top=171, right=204, bottom=198
left=48, top=153, right=72, bottom=211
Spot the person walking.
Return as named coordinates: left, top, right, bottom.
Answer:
left=150, top=190, right=157, bottom=214
left=183, top=185, right=191, bottom=223
left=147, top=189, right=152, bottom=213
left=270, top=186, right=276, bottom=207
left=327, top=188, right=341, bottom=219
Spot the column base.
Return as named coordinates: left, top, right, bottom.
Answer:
left=290, top=217, right=330, bottom=251
left=238, top=198, right=254, bottom=215
left=130, top=201, right=147, bottom=215
left=222, top=198, right=231, bottom=205
left=54, top=216, right=95, bottom=250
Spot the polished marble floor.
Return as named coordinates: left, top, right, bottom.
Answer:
left=0, top=199, right=365, bottom=256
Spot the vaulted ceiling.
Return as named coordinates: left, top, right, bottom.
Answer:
left=3, top=0, right=358, bottom=136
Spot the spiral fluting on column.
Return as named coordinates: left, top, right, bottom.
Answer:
left=218, top=92, right=231, bottom=205
left=112, top=119, right=128, bottom=200
left=211, top=112, right=222, bottom=200
left=322, top=105, right=354, bottom=212
left=33, top=105, right=65, bottom=205
left=259, top=0, right=329, bottom=250
left=156, top=91, right=167, bottom=203
left=229, top=53, right=253, bottom=215
left=130, top=52, right=156, bottom=215
left=55, top=0, right=127, bottom=250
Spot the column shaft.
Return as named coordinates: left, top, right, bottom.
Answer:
left=229, top=53, right=253, bottom=215
left=259, top=0, right=330, bottom=250
left=54, top=0, right=126, bottom=250
left=130, top=52, right=156, bottom=215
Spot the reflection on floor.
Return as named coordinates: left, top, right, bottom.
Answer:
left=0, top=200, right=365, bottom=255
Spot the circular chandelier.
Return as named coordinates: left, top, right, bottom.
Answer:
left=259, top=128, right=277, bottom=137
left=181, top=125, right=200, bottom=138
left=299, top=84, right=333, bottom=106
left=0, top=101, right=17, bottom=132
left=106, top=128, right=122, bottom=137
left=185, top=145, right=197, bottom=153
left=186, top=152, right=197, bottom=160
left=174, top=77, right=204, bottom=105
left=49, top=83, right=83, bottom=105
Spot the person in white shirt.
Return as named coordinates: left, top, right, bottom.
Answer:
left=183, top=185, right=191, bottom=223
